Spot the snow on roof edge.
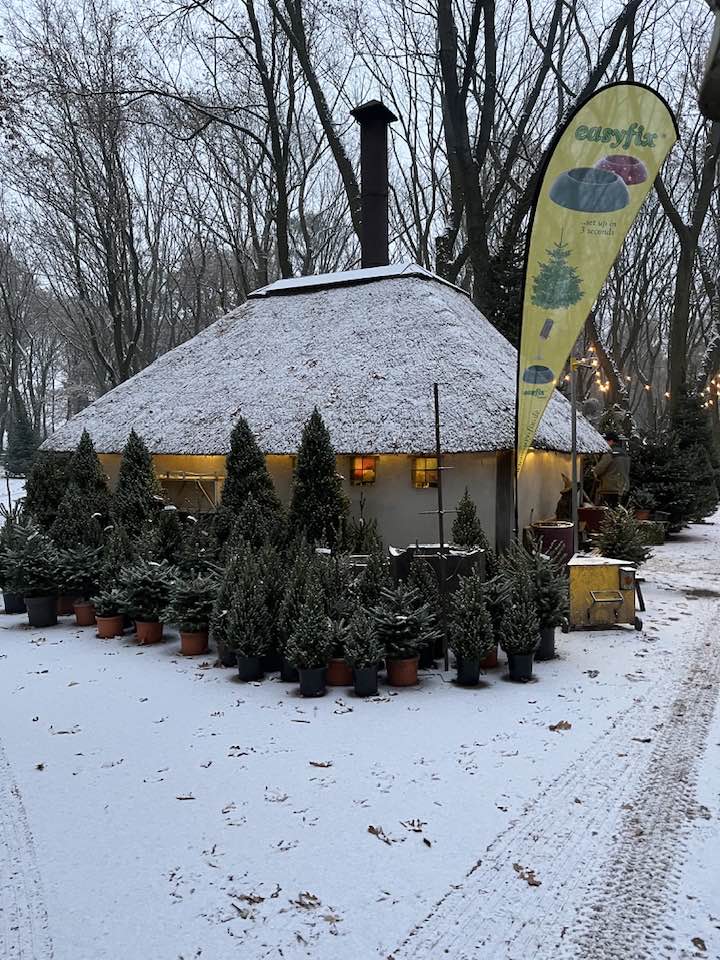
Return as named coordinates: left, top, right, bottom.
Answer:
left=249, top=261, right=470, bottom=299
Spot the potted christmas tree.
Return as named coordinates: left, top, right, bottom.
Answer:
left=452, top=489, right=490, bottom=551
left=91, top=587, right=126, bottom=638
left=450, top=570, right=495, bottom=686
left=278, top=550, right=313, bottom=682
left=0, top=503, right=28, bottom=614
left=227, top=551, right=270, bottom=681
left=344, top=608, right=384, bottom=697
left=257, top=544, right=286, bottom=673
left=58, top=545, right=105, bottom=626
left=6, top=530, right=62, bottom=628
left=480, top=575, right=510, bottom=668
left=286, top=574, right=333, bottom=697
left=112, top=430, right=163, bottom=538
left=118, top=559, right=176, bottom=644
left=628, top=487, right=657, bottom=522
left=165, top=574, right=217, bottom=656
left=499, top=571, right=541, bottom=682
left=288, top=408, right=348, bottom=547
left=405, top=557, right=441, bottom=668
left=598, top=506, right=652, bottom=567
left=529, top=546, right=568, bottom=661
left=371, top=583, right=438, bottom=687
left=319, top=553, right=354, bottom=686
left=209, top=551, right=244, bottom=667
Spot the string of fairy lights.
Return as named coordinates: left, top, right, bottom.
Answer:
left=556, top=344, right=719, bottom=408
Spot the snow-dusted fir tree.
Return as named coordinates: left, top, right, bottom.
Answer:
left=452, top=488, right=490, bottom=551
left=24, top=453, right=72, bottom=532
left=67, top=429, right=110, bottom=520
left=216, top=416, right=281, bottom=541
left=289, top=408, right=347, bottom=547
left=112, top=430, right=162, bottom=537
left=49, top=483, right=104, bottom=548
left=531, top=237, right=583, bottom=310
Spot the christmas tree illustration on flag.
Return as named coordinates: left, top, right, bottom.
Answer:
left=531, top=235, right=584, bottom=310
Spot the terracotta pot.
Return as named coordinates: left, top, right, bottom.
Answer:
left=25, top=595, right=58, bottom=628
left=386, top=656, right=419, bottom=687
left=634, top=509, right=651, bottom=521
left=136, top=620, right=163, bottom=644
left=180, top=630, right=208, bottom=656
left=96, top=614, right=125, bottom=639
left=73, top=601, right=96, bottom=627
left=479, top=644, right=498, bottom=669
left=57, top=594, right=76, bottom=616
left=326, top=657, right=353, bottom=686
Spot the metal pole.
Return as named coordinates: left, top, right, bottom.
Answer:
left=570, top=359, right=579, bottom=556
left=433, top=383, right=449, bottom=671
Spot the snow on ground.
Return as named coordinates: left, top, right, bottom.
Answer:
left=1, top=519, right=719, bottom=960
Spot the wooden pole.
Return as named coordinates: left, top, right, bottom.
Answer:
left=570, top=358, right=579, bottom=556
left=433, top=383, right=449, bottom=671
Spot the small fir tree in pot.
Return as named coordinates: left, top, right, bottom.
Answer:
left=371, top=583, right=438, bottom=687
left=344, top=608, right=384, bottom=696
left=405, top=557, right=441, bottom=667
left=286, top=572, right=333, bottom=697
left=165, top=574, right=218, bottom=656
left=210, top=550, right=245, bottom=667
left=6, top=530, right=62, bottom=628
left=450, top=571, right=495, bottom=685
left=57, top=545, right=104, bottom=625
left=318, top=552, right=355, bottom=685
left=288, top=408, right=347, bottom=547
left=113, top=430, right=163, bottom=538
left=0, top=503, right=29, bottom=613
left=277, top=549, right=313, bottom=681
left=598, top=506, right=651, bottom=568
left=227, top=550, right=271, bottom=681
left=452, top=489, right=490, bottom=551
left=498, top=570, right=541, bottom=682
left=91, top=586, right=126, bottom=638
left=256, top=543, right=287, bottom=672
left=527, top=542, right=569, bottom=661
left=118, top=559, right=176, bottom=644
left=356, top=549, right=392, bottom=609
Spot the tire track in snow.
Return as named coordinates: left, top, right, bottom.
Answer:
left=389, top=598, right=720, bottom=960
left=0, top=739, right=53, bottom=960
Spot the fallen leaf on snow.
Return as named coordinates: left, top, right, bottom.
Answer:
left=549, top=720, right=572, bottom=732
left=513, top=862, right=541, bottom=886
left=692, top=937, right=706, bottom=952
left=632, top=737, right=652, bottom=743
left=238, top=892, right=264, bottom=905
left=423, top=837, right=432, bottom=848
left=368, top=824, right=396, bottom=845
left=176, top=794, right=195, bottom=800
left=35, top=762, right=44, bottom=770
left=309, top=760, right=333, bottom=768
left=400, top=819, right=426, bottom=833
left=291, top=891, right=321, bottom=910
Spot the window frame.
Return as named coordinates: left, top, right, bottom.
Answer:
left=411, top=456, right=439, bottom=489
left=349, top=454, right=378, bottom=486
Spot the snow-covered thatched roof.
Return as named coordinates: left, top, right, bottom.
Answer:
left=42, top=264, right=607, bottom=457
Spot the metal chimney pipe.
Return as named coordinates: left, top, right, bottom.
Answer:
left=350, top=99, right=398, bottom=269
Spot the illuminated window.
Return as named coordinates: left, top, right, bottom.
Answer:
left=412, top=457, right=439, bottom=489
left=350, top=455, right=377, bottom=486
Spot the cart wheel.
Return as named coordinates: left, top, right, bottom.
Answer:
left=634, top=616, right=643, bottom=631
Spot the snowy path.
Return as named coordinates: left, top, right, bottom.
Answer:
left=0, top=740, right=52, bottom=959
left=0, top=520, right=719, bottom=959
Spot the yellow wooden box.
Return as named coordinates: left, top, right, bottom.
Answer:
left=567, top=555, right=641, bottom=630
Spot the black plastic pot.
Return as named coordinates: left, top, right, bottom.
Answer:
left=281, top=659, right=299, bottom=683
left=25, top=595, right=58, bottom=629
left=418, top=643, right=435, bottom=669
left=3, top=591, right=26, bottom=614
left=353, top=665, right=378, bottom=697
left=216, top=638, right=238, bottom=668
left=536, top=626, right=556, bottom=661
left=261, top=651, right=283, bottom=674
left=237, top=655, right=264, bottom=682
left=456, top=656, right=481, bottom=686
left=298, top=666, right=326, bottom=698
left=507, top=652, right=534, bottom=682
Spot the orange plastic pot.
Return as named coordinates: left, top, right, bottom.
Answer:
left=479, top=645, right=498, bottom=669
left=634, top=509, right=651, bottom=521
left=73, top=602, right=96, bottom=627
left=386, top=656, right=419, bottom=687
left=326, top=657, right=353, bottom=686
left=180, top=630, right=209, bottom=656
left=136, top=620, right=163, bottom=645
left=57, top=595, right=76, bottom=616
left=96, top=615, right=125, bottom=639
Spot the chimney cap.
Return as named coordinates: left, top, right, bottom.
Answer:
left=350, top=99, right=398, bottom=125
